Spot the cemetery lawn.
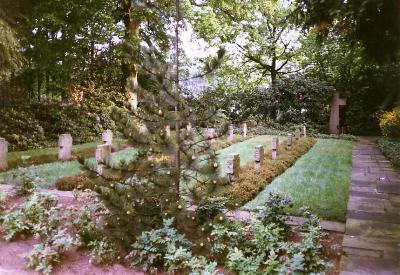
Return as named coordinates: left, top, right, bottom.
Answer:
left=244, top=139, right=354, bottom=221
left=0, top=147, right=138, bottom=188
left=6, top=138, right=128, bottom=170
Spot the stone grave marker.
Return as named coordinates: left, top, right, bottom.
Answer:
left=207, top=128, right=216, bottom=142
left=187, top=122, right=192, bottom=132
left=95, top=144, right=112, bottom=175
left=0, top=138, right=8, bottom=170
left=295, top=128, right=301, bottom=140
left=254, top=145, right=264, bottom=169
left=272, top=137, right=278, bottom=159
left=329, top=91, right=347, bottom=134
left=242, top=123, right=248, bottom=137
left=287, top=134, right=293, bottom=150
left=58, top=134, right=73, bottom=161
left=102, top=130, right=113, bottom=145
left=302, top=126, right=307, bottom=137
left=226, top=153, right=240, bottom=183
left=227, top=125, right=234, bottom=141
left=165, top=125, right=171, bottom=137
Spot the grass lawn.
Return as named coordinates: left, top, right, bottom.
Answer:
left=244, top=139, right=354, bottom=221
left=7, top=138, right=127, bottom=163
left=0, top=148, right=138, bottom=188
left=215, top=135, right=283, bottom=176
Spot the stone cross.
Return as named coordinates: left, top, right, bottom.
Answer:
left=254, top=145, right=264, bottom=169
left=226, top=153, right=240, bottom=183
left=0, top=138, right=8, bottom=170
left=287, top=134, right=293, bottom=150
left=95, top=144, right=112, bottom=175
left=102, top=130, right=113, bottom=145
left=295, top=128, right=301, bottom=140
left=302, top=126, right=307, bottom=137
left=227, top=125, right=234, bottom=142
left=329, top=91, right=347, bottom=134
left=165, top=125, right=171, bottom=137
left=271, top=137, right=279, bottom=159
left=242, top=123, right=248, bottom=137
left=58, top=134, right=73, bottom=161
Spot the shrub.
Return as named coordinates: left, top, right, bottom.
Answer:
left=55, top=175, right=96, bottom=191
left=377, top=138, right=400, bottom=167
left=379, top=107, right=400, bottom=138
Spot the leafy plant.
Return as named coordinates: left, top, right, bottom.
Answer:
left=88, top=239, right=119, bottom=266
left=27, top=228, right=74, bottom=275
left=9, top=167, right=43, bottom=196
left=126, top=218, right=192, bottom=272
left=1, top=192, right=57, bottom=240
left=196, top=197, right=228, bottom=224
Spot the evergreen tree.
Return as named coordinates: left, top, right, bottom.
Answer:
left=89, top=0, right=226, bottom=246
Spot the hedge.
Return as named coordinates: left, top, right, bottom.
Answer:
left=377, top=138, right=400, bottom=167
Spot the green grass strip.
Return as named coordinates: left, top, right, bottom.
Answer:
left=244, top=139, right=354, bottom=221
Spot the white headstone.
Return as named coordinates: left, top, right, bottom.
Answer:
left=58, top=134, right=73, bottom=161
left=254, top=145, right=264, bottom=169
left=227, top=125, right=234, bottom=142
left=0, top=138, right=8, bottom=170
left=295, top=128, right=301, bottom=140
left=165, top=125, right=171, bottom=137
left=207, top=128, right=216, bottom=142
left=102, top=130, right=113, bottom=145
left=187, top=122, right=192, bottom=132
left=242, top=123, right=248, bottom=137
left=271, top=137, right=279, bottom=160
left=287, top=134, right=293, bottom=150
left=95, top=144, right=112, bottom=175
left=303, top=126, right=307, bottom=137
left=128, top=91, right=138, bottom=112
left=226, top=153, right=240, bottom=182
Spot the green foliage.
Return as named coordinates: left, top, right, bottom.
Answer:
left=0, top=104, right=116, bottom=151
left=55, top=175, right=97, bottom=191
left=259, top=75, right=334, bottom=127
left=377, top=138, right=400, bottom=167
left=379, top=107, right=400, bottom=138
left=127, top=218, right=192, bottom=272
left=196, top=197, right=227, bottom=224
left=9, top=167, right=42, bottom=196
left=88, top=240, right=119, bottom=266
left=1, top=192, right=57, bottom=241
left=27, top=228, right=74, bottom=275
left=0, top=189, right=7, bottom=214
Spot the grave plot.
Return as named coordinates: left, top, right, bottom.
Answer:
left=245, top=139, right=354, bottom=221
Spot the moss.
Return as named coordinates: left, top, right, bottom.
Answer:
left=214, top=138, right=316, bottom=207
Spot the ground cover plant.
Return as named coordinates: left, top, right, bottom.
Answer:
left=377, top=138, right=400, bottom=167
left=245, top=139, right=354, bottom=221
left=0, top=188, right=339, bottom=274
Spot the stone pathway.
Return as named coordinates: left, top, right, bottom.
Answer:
left=340, top=137, right=400, bottom=274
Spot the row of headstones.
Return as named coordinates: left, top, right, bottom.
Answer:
left=225, top=126, right=307, bottom=183
left=0, top=130, right=114, bottom=171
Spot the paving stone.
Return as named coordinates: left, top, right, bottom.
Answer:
left=349, top=190, right=388, bottom=199
left=341, top=137, right=400, bottom=273
left=347, top=210, right=400, bottom=224
left=345, top=219, right=400, bottom=240
left=340, top=255, right=400, bottom=274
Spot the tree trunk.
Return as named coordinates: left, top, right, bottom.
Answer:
left=122, top=0, right=140, bottom=111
